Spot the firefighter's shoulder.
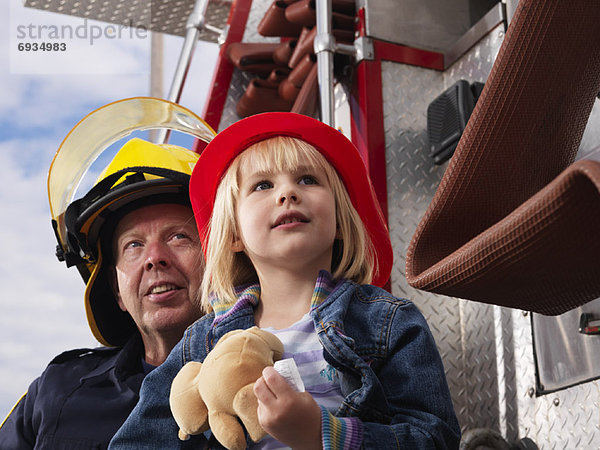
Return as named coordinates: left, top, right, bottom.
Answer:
left=48, top=346, right=121, bottom=365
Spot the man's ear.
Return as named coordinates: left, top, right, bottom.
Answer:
left=108, top=266, right=127, bottom=312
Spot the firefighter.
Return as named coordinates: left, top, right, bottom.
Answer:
left=0, top=98, right=215, bottom=449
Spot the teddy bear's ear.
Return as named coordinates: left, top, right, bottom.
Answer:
left=248, top=328, right=285, bottom=361
left=271, top=346, right=284, bottom=362
left=170, top=361, right=209, bottom=440
left=219, top=328, right=243, bottom=344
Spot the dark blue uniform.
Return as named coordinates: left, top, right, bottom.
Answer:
left=0, top=335, right=145, bottom=449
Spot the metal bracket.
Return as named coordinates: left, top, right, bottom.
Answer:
left=314, top=32, right=337, bottom=54
left=314, top=34, right=374, bottom=62
left=216, top=23, right=229, bottom=46
left=354, top=36, right=374, bottom=62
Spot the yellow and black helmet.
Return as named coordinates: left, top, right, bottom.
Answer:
left=48, top=97, right=215, bottom=347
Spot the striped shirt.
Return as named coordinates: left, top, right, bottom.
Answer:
left=250, top=274, right=344, bottom=449
left=251, top=313, right=344, bottom=449
left=211, top=272, right=361, bottom=449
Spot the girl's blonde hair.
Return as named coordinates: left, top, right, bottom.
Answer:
left=199, top=136, right=375, bottom=312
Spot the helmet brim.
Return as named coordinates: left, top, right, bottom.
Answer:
left=85, top=248, right=137, bottom=347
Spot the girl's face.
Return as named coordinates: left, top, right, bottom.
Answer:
left=233, top=155, right=337, bottom=275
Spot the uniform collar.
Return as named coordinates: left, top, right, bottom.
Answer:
left=80, top=333, right=144, bottom=384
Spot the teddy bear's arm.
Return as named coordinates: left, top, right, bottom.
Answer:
left=233, top=383, right=266, bottom=444
left=209, top=409, right=249, bottom=450
left=169, top=361, right=209, bottom=440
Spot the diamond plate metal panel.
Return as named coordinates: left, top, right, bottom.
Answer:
left=24, top=0, right=232, bottom=43
left=240, top=0, right=280, bottom=43
left=219, top=68, right=254, bottom=131
left=460, top=300, right=501, bottom=432
left=382, top=26, right=505, bottom=435
left=493, top=306, right=521, bottom=442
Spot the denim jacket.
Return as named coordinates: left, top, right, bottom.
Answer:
left=110, top=277, right=460, bottom=449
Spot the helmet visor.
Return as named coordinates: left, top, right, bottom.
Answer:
left=48, top=97, right=215, bottom=253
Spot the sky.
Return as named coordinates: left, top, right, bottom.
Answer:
left=0, top=0, right=219, bottom=418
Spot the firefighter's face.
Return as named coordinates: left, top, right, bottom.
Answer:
left=110, top=203, right=203, bottom=346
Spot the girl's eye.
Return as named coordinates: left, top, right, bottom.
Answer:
left=299, top=175, right=318, bottom=185
left=254, top=180, right=273, bottom=191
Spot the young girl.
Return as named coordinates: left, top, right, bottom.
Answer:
left=110, top=113, right=460, bottom=449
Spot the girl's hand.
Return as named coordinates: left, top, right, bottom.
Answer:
left=253, top=366, right=322, bottom=449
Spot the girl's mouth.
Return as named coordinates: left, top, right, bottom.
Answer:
left=272, top=211, right=309, bottom=228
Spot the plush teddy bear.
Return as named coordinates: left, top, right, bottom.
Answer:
left=169, top=326, right=285, bottom=449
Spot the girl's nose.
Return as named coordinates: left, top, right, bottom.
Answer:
left=278, top=188, right=299, bottom=205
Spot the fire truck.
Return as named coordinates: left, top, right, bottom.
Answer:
left=23, top=0, right=600, bottom=447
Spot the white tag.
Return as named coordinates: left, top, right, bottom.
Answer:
left=273, top=358, right=305, bottom=392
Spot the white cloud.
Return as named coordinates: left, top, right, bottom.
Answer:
left=0, top=137, right=95, bottom=417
